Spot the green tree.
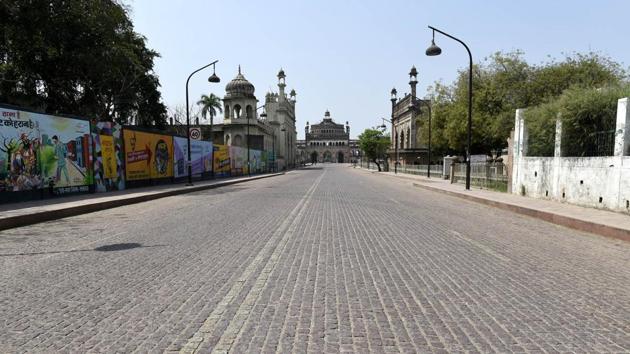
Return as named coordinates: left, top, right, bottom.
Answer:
left=358, top=128, right=390, bottom=171
left=0, top=0, right=167, bottom=128
left=196, top=93, right=223, bottom=126
left=425, top=51, right=626, bottom=157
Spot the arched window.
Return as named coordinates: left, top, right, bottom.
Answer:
left=225, top=105, right=230, bottom=119
left=407, top=127, right=411, bottom=148
left=234, top=104, right=241, bottom=119
left=225, top=134, right=231, bottom=145
left=400, top=130, right=405, bottom=149
left=234, top=134, right=242, bottom=146
left=246, top=105, right=253, bottom=118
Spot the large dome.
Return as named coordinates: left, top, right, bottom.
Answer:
left=225, top=66, right=255, bottom=97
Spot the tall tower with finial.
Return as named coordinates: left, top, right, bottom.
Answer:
left=409, top=66, right=418, bottom=99
left=277, top=68, right=286, bottom=100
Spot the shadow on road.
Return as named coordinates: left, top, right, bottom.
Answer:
left=0, top=243, right=165, bottom=257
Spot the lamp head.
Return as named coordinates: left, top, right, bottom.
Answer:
left=425, top=39, right=442, bottom=56
left=208, top=73, right=220, bottom=83
left=208, top=64, right=220, bottom=83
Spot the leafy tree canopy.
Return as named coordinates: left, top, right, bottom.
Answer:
left=358, top=128, right=390, bottom=171
left=424, top=51, right=627, bottom=157
left=0, top=0, right=167, bottom=128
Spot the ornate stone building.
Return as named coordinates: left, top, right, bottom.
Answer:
left=388, top=66, right=430, bottom=167
left=187, top=66, right=298, bottom=170
left=263, top=69, right=298, bottom=169
left=302, top=110, right=356, bottom=163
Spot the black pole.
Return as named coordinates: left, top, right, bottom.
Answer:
left=428, top=26, right=472, bottom=190
left=247, top=116, right=250, bottom=176
left=185, top=60, right=218, bottom=186
left=272, top=132, right=275, bottom=172
left=391, top=98, right=397, bottom=174
left=415, top=99, right=432, bottom=178
left=210, top=112, right=214, bottom=179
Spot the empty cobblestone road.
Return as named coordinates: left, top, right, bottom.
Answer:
left=1, top=165, right=629, bottom=353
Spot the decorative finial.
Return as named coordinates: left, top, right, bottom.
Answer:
left=238, top=65, right=241, bottom=75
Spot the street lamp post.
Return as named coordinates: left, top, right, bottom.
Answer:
left=281, top=127, right=286, bottom=171
left=425, top=25, right=472, bottom=190
left=390, top=88, right=398, bottom=174
left=185, top=60, right=220, bottom=186
left=272, top=130, right=276, bottom=173
left=411, top=98, right=432, bottom=178
left=246, top=114, right=251, bottom=176
left=379, top=117, right=397, bottom=173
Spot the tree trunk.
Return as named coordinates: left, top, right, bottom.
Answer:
left=372, top=158, right=381, bottom=172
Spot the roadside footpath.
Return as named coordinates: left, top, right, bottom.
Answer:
left=0, top=172, right=284, bottom=231
left=355, top=167, right=630, bottom=242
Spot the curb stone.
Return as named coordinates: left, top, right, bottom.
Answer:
left=410, top=182, right=630, bottom=242
left=0, top=173, right=284, bottom=231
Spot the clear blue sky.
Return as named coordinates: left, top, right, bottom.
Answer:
left=129, top=0, right=629, bottom=139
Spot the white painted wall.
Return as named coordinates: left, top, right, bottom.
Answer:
left=512, top=98, right=630, bottom=213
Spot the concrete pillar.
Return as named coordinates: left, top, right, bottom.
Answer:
left=554, top=118, right=562, bottom=158
left=614, top=97, right=629, bottom=157
left=551, top=117, right=563, bottom=200
left=512, top=109, right=527, bottom=194
left=614, top=98, right=629, bottom=210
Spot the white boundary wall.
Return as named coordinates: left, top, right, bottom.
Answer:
left=512, top=98, right=630, bottom=213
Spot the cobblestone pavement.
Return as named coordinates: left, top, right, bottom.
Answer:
left=1, top=165, right=629, bottom=353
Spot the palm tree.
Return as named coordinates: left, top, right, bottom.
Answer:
left=196, top=93, right=223, bottom=137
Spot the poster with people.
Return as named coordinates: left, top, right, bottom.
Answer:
left=92, top=121, right=125, bottom=192
left=213, top=144, right=230, bottom=177
left=173, top=137, right=212, bottom=178
left=0, top=107, right=92, bottom=193
left=251, top=149, right=262, bottom=173
left=123, top=129, right=173, bottom=181
left=229, top=146, right=247, bottom=175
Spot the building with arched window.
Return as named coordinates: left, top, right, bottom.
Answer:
left=388, top=66, right=430, bottom=167
left=190, top=66, right=298, bottom=171
left=299, top=110, right=358, bottom=164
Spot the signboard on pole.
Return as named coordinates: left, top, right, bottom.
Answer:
left=189, top=127, right=201, bottom=140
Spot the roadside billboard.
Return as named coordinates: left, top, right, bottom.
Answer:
left=0, top=107, right=92, bottom=194
left=213, top=144, right=230, bottom=177
left=173, top=137, right=212, bottom=178
left=92, top=121, right=125, bottom=192
left=229, top=146, right=247, bottom=175
left=123, top=129, right=173, bottom=181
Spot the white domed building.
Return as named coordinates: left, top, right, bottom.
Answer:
left=209, top=66, right=298, bottom=171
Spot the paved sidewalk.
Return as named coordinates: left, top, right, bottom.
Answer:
left=355, top=167, right=630, bottom=242
left=0, top=172, right=284, bottom=231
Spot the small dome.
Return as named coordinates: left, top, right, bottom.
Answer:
left=278, top=68, right=286, bottom=78
left=225, top=66, right=255, bottom=97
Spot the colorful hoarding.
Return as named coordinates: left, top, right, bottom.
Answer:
left=213, top=144, right=230, bottom=177
left=123, top=129, right=173, bottom=181
left=100, top=135, right=117, bottom=179
left=251, top=149, right=262, bottom=173
left=229, top=146, right=247, bottom=175
left=173, top=137, right=212, bottom=178
left=92, top=121, right=125, bottom=192
left=0, top=107, right=93, bottom=193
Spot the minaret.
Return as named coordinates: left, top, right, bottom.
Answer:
left=290, top=89, right=296, bottom=103
left=346, top=121, right=350, bottom=146
left=409, top=66, right=418, bottom=99
left=305, top=121, right=309, bottom=146
left=277, top=68, right=286, bottom=100
left=409, top=66, right=418, bottom=149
